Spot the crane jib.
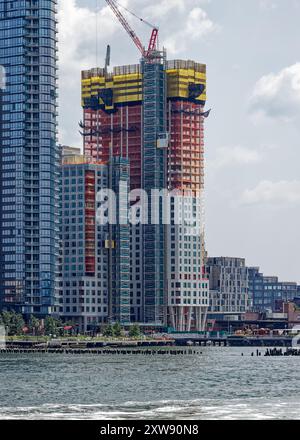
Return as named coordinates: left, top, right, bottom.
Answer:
left=105, top=0, right=159, bottom=58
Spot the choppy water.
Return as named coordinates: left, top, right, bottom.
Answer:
left=0, top=347, right=299, bottom=420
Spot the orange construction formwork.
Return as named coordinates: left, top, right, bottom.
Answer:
left=83, top=105, right=142, bottom=191
left=168, top=100, right=205, bottom=197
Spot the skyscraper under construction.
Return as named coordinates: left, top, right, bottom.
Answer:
left=80, top=1, right=209, bottom=331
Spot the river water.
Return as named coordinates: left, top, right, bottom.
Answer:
left=0, top=347, right=299, bottom=419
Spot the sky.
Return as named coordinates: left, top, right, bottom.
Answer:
left=57, top=0, right=300, bottom=282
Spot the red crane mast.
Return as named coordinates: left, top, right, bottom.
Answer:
left=104, top=0, right=159, bottom=59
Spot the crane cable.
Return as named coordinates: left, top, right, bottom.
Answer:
left=95, top=0, right=99, bottom=66
left=114, top=0, right=158, bottom=30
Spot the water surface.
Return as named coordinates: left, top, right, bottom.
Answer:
left=0, top=347, right=298, bottom=419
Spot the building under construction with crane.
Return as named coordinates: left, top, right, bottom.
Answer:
left=80, top=0, right=210, bottom=331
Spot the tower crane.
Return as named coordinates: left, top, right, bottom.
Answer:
left=104, top=0, right=159, bottom=59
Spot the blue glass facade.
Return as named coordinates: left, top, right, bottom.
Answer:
left=248, top=268, right=298, bottom=312
left=0, top=0, right=60, bottom=316
left=142, top=55, right=167, bottom=324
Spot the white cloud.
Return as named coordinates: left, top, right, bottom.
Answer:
left=58, top=1, right=156, bottom=147
left=143, top=0, right=186, bottom=18
left=250, top=63, right=300, bottom=121
left=259, top=0, right=278, bottom=10
left=58, top=0, right=120, bottom=147
left=208, top=145, right=263, bottom=170
left=241, top=180, right=300, bottom=205
left=187, top=7, right=217, bottom=38
left=164, top=6, right=219, bottom=55
left=58, top=0, right=118, bottom=85
left=119, top=0, right=218, bottom=55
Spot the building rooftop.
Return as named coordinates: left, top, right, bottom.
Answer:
left=62, top=154, right=106, bottom=166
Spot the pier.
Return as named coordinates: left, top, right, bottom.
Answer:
left=174, top=336, right=296, bottom=347
left=2, top=334, right=300, bottom=351
left=0, top=347, right=201, bottom=356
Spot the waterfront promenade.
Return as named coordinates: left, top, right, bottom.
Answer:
left=1, top=334, right=299, bottom=350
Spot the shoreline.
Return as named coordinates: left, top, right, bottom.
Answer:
left=0, top=347, right=200, bottom=356
left=2, top=335, right=298, bottom=348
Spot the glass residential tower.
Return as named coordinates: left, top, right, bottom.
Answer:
left=0, top=0, right=60, bottom=316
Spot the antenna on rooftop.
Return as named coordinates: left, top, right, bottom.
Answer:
left=104, top=45, right=111, bottom=75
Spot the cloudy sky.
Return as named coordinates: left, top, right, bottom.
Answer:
left=57, top=0, right=300, bottom=282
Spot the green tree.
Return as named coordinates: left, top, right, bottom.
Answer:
left=57, top=319, right=65, bottom=337
left=28, top=315, right=40, bottom=336
left=113, top=322, right=122, bottom=337
left=1, top=311, right=12, bottom=330
left=44, top=316, right=59, bottom=336
left=103, top=324, right=114, bottom=338
left=129, top=324, right=141, bottom=338
left=8, top=312, right=25, bottom=336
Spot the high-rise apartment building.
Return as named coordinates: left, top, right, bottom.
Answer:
left=59, top=154, right=130, bottom=331
left=166, top=60, right=209, bottom=331
left=0, top=0, right=60, bottom=316
left=81, top=57, right=209, bottom=330
left=207, top=257, right=249, bottom=316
